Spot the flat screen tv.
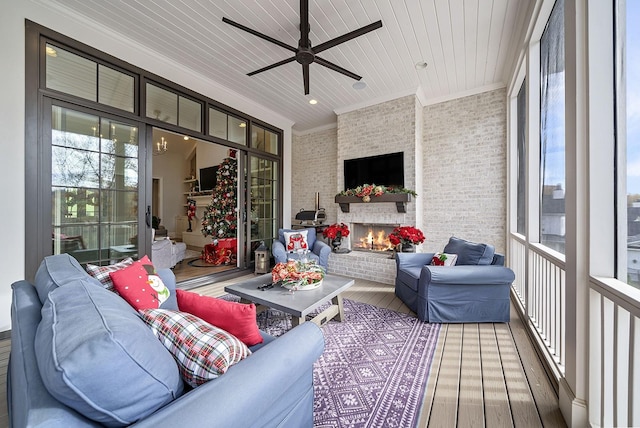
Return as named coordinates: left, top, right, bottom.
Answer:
left=344, top=152, right=404, bottom=189
left=199, top=165, right=218, bottom=192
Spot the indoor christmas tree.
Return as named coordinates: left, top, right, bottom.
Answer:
left=201, top=151, right=238, bottom=264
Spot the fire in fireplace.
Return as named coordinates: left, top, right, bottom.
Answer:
left=351, top=223, right=398, bottom=252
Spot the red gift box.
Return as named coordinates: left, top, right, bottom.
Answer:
left=203, top=239, right=237, bottom=265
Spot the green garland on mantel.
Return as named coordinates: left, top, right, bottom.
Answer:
left=336, top=184, right=417, bottom=202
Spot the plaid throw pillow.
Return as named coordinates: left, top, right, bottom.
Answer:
left=139, top=309, right=251, bottom=388
left=86, top=258, right=134, bottom=292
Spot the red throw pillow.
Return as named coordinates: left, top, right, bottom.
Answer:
left=176, top=289, right=263, bottom=346
left=110, top=256, right=168, bottom=310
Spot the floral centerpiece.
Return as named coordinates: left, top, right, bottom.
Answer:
left=388, top=226, right=425, bottom=251
left=336, top=184, right=417, bottom=202
left=322, top=223, right=350, bottom=240
left=272, top=259, right=325, bottom=291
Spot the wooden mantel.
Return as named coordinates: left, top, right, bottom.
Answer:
left=335, top=193, right=412, bottom=213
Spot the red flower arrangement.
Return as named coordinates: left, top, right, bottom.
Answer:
left=322, top=223, right=350, bottom=240
left=336, top=183, right=417, bottom=202
left=388, top=226, right=425, bottom=246
left=272, top=260, right=325, bottom=290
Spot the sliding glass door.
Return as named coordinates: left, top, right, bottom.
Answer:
left=50, top=104, right=144, bottom=265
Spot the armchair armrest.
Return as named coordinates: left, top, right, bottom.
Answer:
left=395, top=252, right=435, bottom=271
left=272, top=240, right=287, bottom=264
left=311, top=240, right=331, bottom=270
left=133, top=322, right=324, bottom=428
left=422, top=265, right=515, bottom=286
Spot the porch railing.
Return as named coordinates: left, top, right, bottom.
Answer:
left=509, top=236, right=566, bottom=376
left=510, top=235, right=640, bottom=426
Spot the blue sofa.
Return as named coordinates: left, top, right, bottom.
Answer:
left=395, top=237, right=516, bottom=323
left=272, top=228, right=331, bottom=270
left=8, top=254, right=324, bottom=427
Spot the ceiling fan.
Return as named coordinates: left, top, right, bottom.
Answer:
left=222, top=0, right=382, bottom=95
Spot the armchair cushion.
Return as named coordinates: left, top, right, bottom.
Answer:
left=443, top=236, right=495, bottom=266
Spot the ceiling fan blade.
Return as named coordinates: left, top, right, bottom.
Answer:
left=247, top=57, right=296, bottom=76
left=222, top=17, right=297, bottom=53
left=299, top=0, right=310, bottom=47
left=314, top=21, right=383, bottom=54
left=314, top=56, right=361, bottom=81
left=303, top=63, right=310, bottom=95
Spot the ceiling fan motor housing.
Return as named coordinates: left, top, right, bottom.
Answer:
left=296, top=46, right=315, bottom=65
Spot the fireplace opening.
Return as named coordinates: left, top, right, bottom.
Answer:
left=351, top=223, right=398, bottom=252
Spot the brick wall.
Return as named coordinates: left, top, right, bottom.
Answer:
left=291, top=127, right=338, bottom=224
left=290, top=87, right=507, bottom=270
left=336, top=95, right=418, bottom=229
left=423, top=88, right=507, bottom=254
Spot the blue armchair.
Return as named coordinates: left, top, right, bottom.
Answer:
left=395, top=237, right=515, bottom=323
left=272, top=228, right=331, bottom=270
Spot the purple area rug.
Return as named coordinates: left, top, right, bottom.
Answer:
left=255, top=299, right=441, bottom=428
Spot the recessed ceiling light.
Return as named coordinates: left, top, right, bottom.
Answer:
left=309, top=99, right=318, bottom=105
left=415, top=61, right=428, bottom=69
left=352, top=81, right=367, bottom=90
left=239, top=122, right=247, bottom=128
left=183, top=136, right=189, bottom=140
left=46, top=46, right=57, bottom=57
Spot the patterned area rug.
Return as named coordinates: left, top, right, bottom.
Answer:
left=254, top=299, right=441, bottom=428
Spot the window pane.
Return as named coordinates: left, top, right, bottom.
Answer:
left=52, top=106, right=139, bottom=265
left=626, top=1, right=640, bottom=287
left=517, top=81, right=527, bottom=235
left=251, top=126, right=265, bottom=151
left=209, top=108, right=227, bottom=139
left=46, top=44, right=97, bottom=102
left=540, top=0, right=566, bottom=254
left=265, top=130, right=279, bottom=155
left=178, top=96, right=201, bottom=132
left=146, top=83, right=177, bottom=125
left=228, top=116, right=247, bottom=145
left=98, top=65, right=134, bottom=112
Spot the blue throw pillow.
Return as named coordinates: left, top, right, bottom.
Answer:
left=35, top=280, right=184, bottom=426
left=443, top=236, right=495, bottom=266
left=34, top=253, right=102, bottom=304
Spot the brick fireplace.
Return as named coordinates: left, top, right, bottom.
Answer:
left=327, top=197, right=419, bottom=284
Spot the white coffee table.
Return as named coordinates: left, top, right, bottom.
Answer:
left=225, top=273, right=354, bottom=327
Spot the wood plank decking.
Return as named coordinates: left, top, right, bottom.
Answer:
left=0, top=275, right=566, bottom=427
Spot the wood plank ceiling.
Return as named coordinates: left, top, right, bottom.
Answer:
left=36, top=0, right=531, bottom=132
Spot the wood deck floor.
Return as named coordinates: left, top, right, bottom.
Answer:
left=0, top=275, right=566, bottom=428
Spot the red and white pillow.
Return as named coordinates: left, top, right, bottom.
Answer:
left=431, top=252, right=458, bottom=267
left=86, top=258, right=135, bottom=292
left=139, top=309, right=251, bottom=388
left=176, top=290, right=263, bottom=346
left=109, top=255, right=170, bottom=310
left=283, top=230, right=309, bottom=253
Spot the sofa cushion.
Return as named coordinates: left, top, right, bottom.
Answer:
left=86, top=257, right=134, bottom=292
left=35, top=280, right=184, bottom=427
left=176, top=289, right=263, bottom=346
left=139, top=309, right=251, bottom=388
left=34, top=253, right=102, bottom=304
left=110, top=255, right=170, bottom=311
left=443, top=237, right=495, bottom=266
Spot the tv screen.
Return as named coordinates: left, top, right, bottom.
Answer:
left=344, top=152, right=404, bottom=189
left=199, top=165, right=218, bottom=191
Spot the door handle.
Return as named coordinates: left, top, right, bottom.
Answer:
left=146, top=206, right=151, bottom=227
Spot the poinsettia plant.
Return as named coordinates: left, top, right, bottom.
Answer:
left=388, top=226, right=425, bottom=246
left=336, top=184, right=417, bottom=202
left=322, top=223, right=350, bottom=240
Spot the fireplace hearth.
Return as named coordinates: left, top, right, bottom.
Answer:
left=351, top=223, right=398, bottom=252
